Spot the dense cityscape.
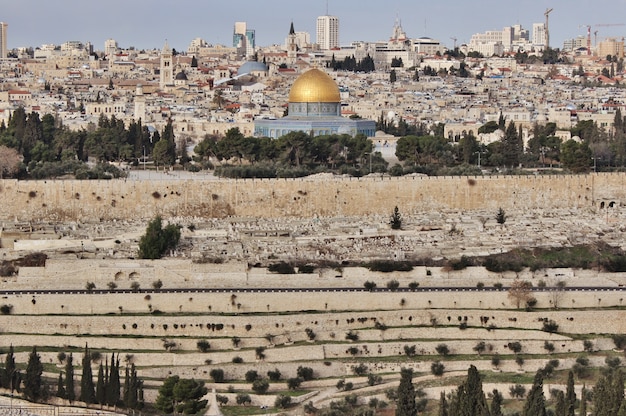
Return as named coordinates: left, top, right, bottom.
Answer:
left=0, top=6, right=625, bottom=416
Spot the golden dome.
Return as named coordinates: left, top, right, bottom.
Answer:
left=288, top=68, right=341, bottom=103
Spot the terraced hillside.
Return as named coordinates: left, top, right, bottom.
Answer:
left=0, top=261, right=624, bottom=415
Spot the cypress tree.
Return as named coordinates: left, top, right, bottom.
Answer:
left=455, top=365, right=490, bottom=416
left=523, top=371, right=547, bottom=416
left=617, top=401, right=626, bottom=416
left=395, top=368, right=417, bottom=416
left=565, top=370, right=576, bottom=416
left=96, top=363, right=105, bottom=405
left=56, top=372, right=66, bottom=399
left=2, top=345, right=18, bottom=392
left=23, top=347, right=43, bottom=402
left=579, top=385, right=587, bottom=416
left=490, top=389, right=503, bottom=416
left=122, top=365, right=130, bottom=407
left=438, top=391, right=448, bottom=416
left=554, top=390, right=566, bottom=416
left=106, top=354, right=120, bottom=406
left=65, top=353, right=75, bottom=403
left=79, top=345, right=96, bottom=404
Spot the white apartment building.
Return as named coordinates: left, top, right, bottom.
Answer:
left=317, top=15, right=339, bottom=50
left=532, top=23, right=546, bottom=48
left=284, top=32, right=311, bottom=50
left=0, top=22, right=8, bottom=58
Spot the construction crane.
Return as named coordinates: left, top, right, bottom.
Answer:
left=450, top=37, right=457, bottom=50
left=545, top=8, right=554, bottom=49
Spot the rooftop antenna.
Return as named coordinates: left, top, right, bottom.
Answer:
left=326, top=0, right=329, bottom=15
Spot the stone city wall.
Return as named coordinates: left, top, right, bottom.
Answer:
left=0, top=173, right=625, bottom=221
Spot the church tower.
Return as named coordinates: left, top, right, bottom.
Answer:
left=134, top=84, right=146, bottom=122
left=159, top=41, right=173, bottom=89
left=287, top=22, right=297, bottom=65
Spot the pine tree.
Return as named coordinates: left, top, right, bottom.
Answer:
left=65, top=353, right=75, bottom=402
left=23, top=347, right=44, bottom=402
left=96, top=363, right=105, bottom=405
left=79, top=345, right=96, bottom=404
left=56, top=372, right=66, bottom=399
left=395, top=368, right=417, bottom=416
left=523, top=371, right=546, bottom=416
left=490, top=389, right=503, bottom=416
left=565, top=370, right=576, bottom=416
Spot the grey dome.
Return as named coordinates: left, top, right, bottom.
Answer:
left=237, top=61, right=268, bottom=76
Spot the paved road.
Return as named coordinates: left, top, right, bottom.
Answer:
left=0, top=286, right=623, bottom=296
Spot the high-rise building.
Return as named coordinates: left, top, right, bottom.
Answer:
left=0, top=22, right=8, bottom=58
left=316, top=15, right=339, bottom=50
left=233, top=22, right=255, bottom=59
left=532, top=23, right=546, bottom=47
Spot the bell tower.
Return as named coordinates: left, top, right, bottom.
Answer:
left=287, top=22, right=297, bottom=65
left=159, top=40, right=173, bottom=89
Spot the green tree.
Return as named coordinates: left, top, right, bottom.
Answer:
left=565, top=370, right=576, bottom=416
left=490, top=389, right=503, bottom=416
left=560, top=139, right=592, bottom=173
left=390, top=206, right=402, bottom=230
left=439, top=391, right=449, bottom=416
left=96, top=363, right=105, bottom=405
left=252, top=378, right=269, bottom=395
left=390, top=69, right=397, bottom=83
left=2, top=345, right=19, bottom=392
left=593, top=369, right=624, bottom=416
left=106, top=353, right=120, bottom=407
left=579, top=385, right=587, bottom=416
left=155, top=376, right=207, bottom=414
left=523, top=371, right=546, bottom=416
left=57, top=372, right=66, bottom=399
left=502, top=121, right=523, bottom=167
left=65, top=353, right=75, bottom=402
left=449, top=365, right=490, bottom=416
left=138, top=216, right=181, bottom=259
left=79, top=345, right=96, bottom=404
left=24, top=347, right=44, bottom=402
left=395, top=368, right=417, bottom=416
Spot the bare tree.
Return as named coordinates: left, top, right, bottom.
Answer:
left=508, top=279, right=533, bottom=309
left=549, top=280, right=566, bottom=309
left=0, top=146, right=21, bottom=179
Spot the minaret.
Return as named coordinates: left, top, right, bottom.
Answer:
left=287, top=22, right=297, bottom=65
left=159, top=40, right=173, bottom=89
left=134, top=84, right=146, bottom=122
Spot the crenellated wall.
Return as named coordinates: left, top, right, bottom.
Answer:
left=0, top=173, right=624, bottom=222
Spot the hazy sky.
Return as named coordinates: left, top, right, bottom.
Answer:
left=3, top=0, right=626, bottom=51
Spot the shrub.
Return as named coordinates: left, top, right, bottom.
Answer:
left=367, top=374, right=382, bottom=386
left=408, top=281, right=419, bottom=290
left=216, top=395, right=228, bottom=405
left=297, top=366, right=314, bottom=381
left=473, top=341, right=486, bottom=355
left=130, top=281, right=140, bottom=291
left=197, top=340, right=210, bottom=353
left=509, top=384, right=526, bottom=399
left=232, top=356, right=243, bottom=363
left=305, top=328, right=316, bottom=340
left=435, top=344, right=450, bottom=356
left=255, top=347, right=266, bottom=360
left=508, top=341, right=522, bottom=353
left=542, top=319, right=559, bottom=333
left=403, top=345, right=416, bottom=357
left=543, top=341, right=555, bottom=353
left=431, top=361, right=445, bottom=376
left=491, top=354, right=501, bottom=368
left=390, top=206, right=402, bottom=229
left=352, top=363, right=368, bottom=376
left=345, top=330, right=359, bottom=341
left=386, top=279, right=400, bottom=290
left=0, top=304, right=13, bottom=314
left=366, top=260, right=413, bottom=272
left=209, top=369, right=225, bottom=383
left=611, top=334, right=626, bottom=350
left=268, top=262, right=295, bottom=274
left=0, top=262, right=17, bottom=277
left=298, top=264, right=315, bottom=274
left=152, top=279, right=163, bottom=289
left=267, top=369, right=281, bottom=381
left=363, top=281, right=377, bottom=291
left=85, top=282, right=96, bottom=291
left=236, top=393, right=251, bottom=406
left=287, top=377, right=302, bottom=390
left=275, top=394, right=292, bottom=409
left=583, top=340, right=594, bottom=353
left=251, top=376, right=268, bottom=392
